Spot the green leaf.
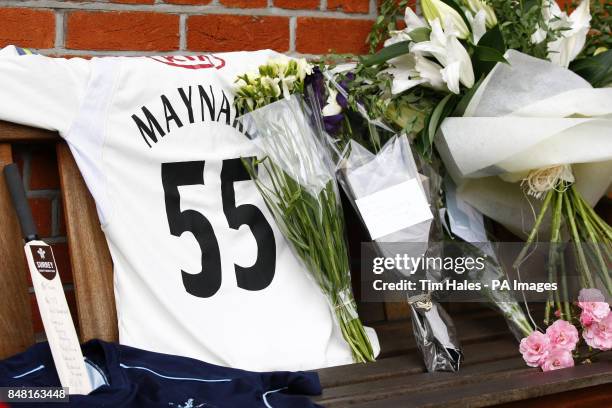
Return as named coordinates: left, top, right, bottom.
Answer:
left=474, top=45, right=507, bottom=63
left=473, top=45, right=507, bottom=78
left=570, top=50, right=612, bottom=88
left=408, top=27, right=431, bottom=43
left=423, top=94, right=459, bottom=150
left=362, top=41, right=411, bottom=66
left=477, top=25, right=506, bottom=54
left=453, top=76, right=484, bottom=116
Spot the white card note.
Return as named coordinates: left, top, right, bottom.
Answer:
left=355, top=178, right=433, bottom=240
left=25, top=241, right=93, bottom=395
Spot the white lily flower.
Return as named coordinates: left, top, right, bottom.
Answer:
left=464, top=0, right=497, bottom=28
left=384, top=52, right=446, bottom=94
left=384, top=31, right=413, bottom=47
left=549, top=0, right=591, bottom=67
left=384, top=8, right=429, bottom=47
left=466, top=9, right=487, bottom=44
left=322, top=87, right=342, bottom=116
left=404, top=6, right=429, bottom=31
left=411, top=19, right=475, bottom=94
left=421, top=0, right=470, bottom=39
left=532, top=0, right=591, bottom=68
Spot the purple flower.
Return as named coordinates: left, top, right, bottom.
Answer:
left=305, top=66, right=326, bottom=108
left=323, top=113, right=344, bottom=135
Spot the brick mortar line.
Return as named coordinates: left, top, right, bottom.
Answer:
left=32, top=48, right=327, bottom=57
left=26, top=189, right=61, bottom=199
left=51, top=196, right=60, bottom=237
left=179, top=13, right=186, bottom=51
left=54, top=10, right=64, bottom=48
left=289, top=16, right=296, bottom=53
left=22, top=151, right=32, bottom=190
left=0, top=1, right=376, bottom=19
left=40, top=236, right=67, bottom=244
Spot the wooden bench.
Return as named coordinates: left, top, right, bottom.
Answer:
left=0, top=120, right=610, bottom=407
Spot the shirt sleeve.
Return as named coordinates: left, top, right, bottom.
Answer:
left=0, top=45, right=91, bottom=134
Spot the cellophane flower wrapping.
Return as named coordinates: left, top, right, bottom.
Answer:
left=238, top=94, right=376, bottom=363
left=335, top=134, right=463, bottom=372
left=444, top=179, right=533, bottom=340
left=436, top=50, right=612, bottom=239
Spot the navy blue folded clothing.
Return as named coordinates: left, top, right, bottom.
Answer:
left=0, top=340, right=323, bottom=407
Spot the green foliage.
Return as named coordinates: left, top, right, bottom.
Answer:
left=362, top=41, right=412, bottom=67
left=367, top=0, right=410, bottom=53
left=418, top=94, right=459, bottom=158
left=570, top=49, right=612, bottom=87
left=488, top=0, right=558, bottom=59
left=331, top=61, right=443, bottom=154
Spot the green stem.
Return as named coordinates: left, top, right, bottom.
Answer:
left=545, top=190, right=563, bottom=324
left=563, top=192, right=594, bottom=288
left=559, top=255, right=572, bottom=322
left=572, top=188, right=612, bottom=240
left=513, top=190, right=554, bottom=269
left=571, top=188, right=612, bottom=294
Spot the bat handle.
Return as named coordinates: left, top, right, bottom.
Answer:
left=3, top=163, right=38, bottom=242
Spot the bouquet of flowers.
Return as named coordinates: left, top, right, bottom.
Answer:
left=308, top=67, right=463, bottom=371
left=234, top=57, right=376, bottom=363
left=520, top=288, right=611, bottom=371
left=360, top=0, right=610, bottom=370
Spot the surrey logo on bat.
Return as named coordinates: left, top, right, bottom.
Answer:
left=30, top=245, right=57, bottom=281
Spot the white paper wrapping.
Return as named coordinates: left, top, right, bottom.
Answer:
left=436, top=50, right=612, bottom=237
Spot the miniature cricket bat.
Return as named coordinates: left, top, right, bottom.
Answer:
left=4, top=163, right=92, bottom=395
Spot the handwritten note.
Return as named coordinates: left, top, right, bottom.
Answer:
left=356, top=178, right=433, bottom=240
left=25, top=242, right=92, bottom=395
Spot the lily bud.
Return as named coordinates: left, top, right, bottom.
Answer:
left=464, top=0, right=497, bottom=28
left=421, top=0, right=470, bottom=39
left=594, top=47, right=607, bottom=56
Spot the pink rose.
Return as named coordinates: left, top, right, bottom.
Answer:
left=546, top=319, right=579, bottom=351
left=540, top=348, right=574, bottom=371
left=579, top=303, right=610, bottom=326
left=520, top=331, right=550, bottom=367
left=577, top=288, right=610, bottom=327
left=583, top=312, right=612, bottom=351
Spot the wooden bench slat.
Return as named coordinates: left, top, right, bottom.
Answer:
left=0, top=121, right=58, bottom=142
left=347, top=360, right=612, bottom=408
left=317, top=337, right=519, bottom=389
left=56, top=142, right=117, bottom=343
left=0, top=144, right=35, bottom=359
left=317, top=357, right=529, bottom=407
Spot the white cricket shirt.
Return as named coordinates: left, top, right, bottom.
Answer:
left=0, top=46, right=378, bottom=371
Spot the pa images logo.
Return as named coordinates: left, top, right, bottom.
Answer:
left=149, top=55, right=225, bottom=70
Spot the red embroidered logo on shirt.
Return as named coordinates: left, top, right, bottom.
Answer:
left=148, top=55, right=226, bottom=70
